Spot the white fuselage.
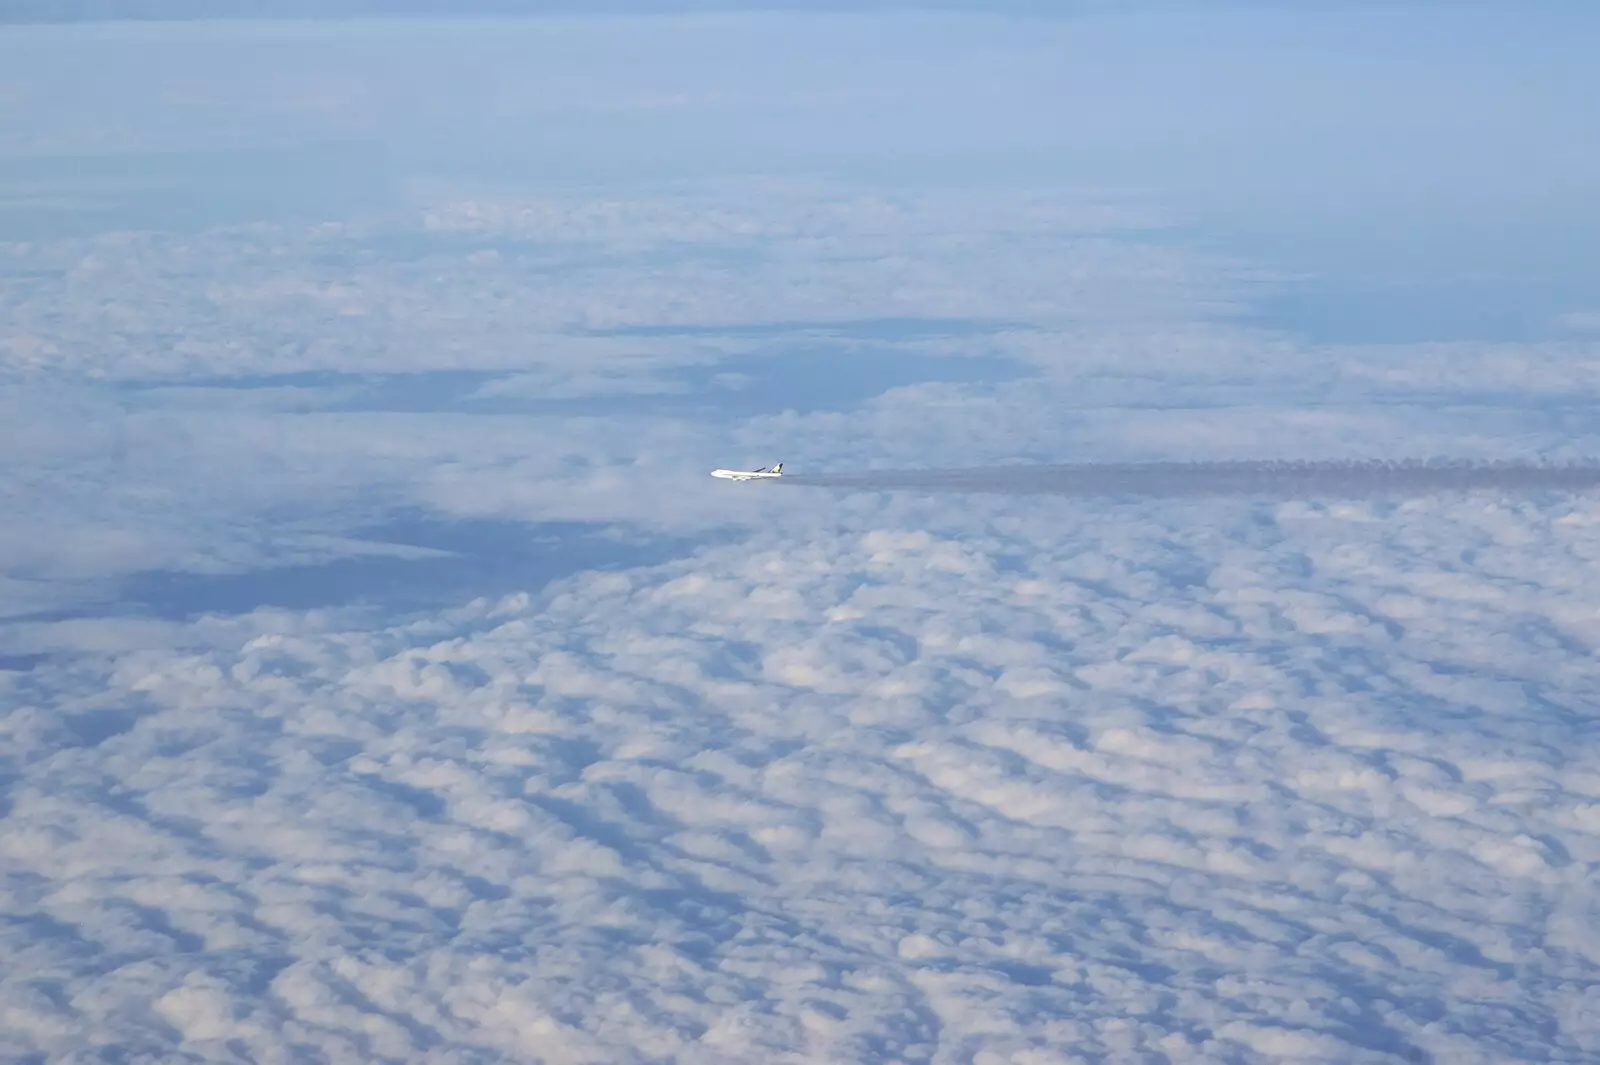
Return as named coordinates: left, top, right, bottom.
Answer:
left=711, top=468, right=782, bottom=481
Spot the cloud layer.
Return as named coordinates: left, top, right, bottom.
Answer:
left=7, top=492, right=1600, bottom=1062
left=6, top=11, right=1600, bottom=1063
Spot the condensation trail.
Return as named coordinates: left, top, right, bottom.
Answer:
left=776, top=461, right=1600, bottom=498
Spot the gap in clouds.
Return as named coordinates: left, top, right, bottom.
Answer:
left=114, top=514, right=716, bottom=620
left=1252, top=272, right=1600, bottom=346
left=120, top=333, right=1030, bottom=419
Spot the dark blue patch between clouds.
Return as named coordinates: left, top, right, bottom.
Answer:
left=1256, top=277, right=1600, bottom=346
left=120, top=322, right=1030, bottom=419
left=118, top=515, right=714, bottom=620
left=98, top=323, right=1026, bottom=621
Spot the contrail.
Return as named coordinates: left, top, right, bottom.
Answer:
left=776, top=460, right=1600, bottom=498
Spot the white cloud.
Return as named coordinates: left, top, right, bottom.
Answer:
left=1557, top=311, right=1600, bottom=334
left=4, top=13, right=1600, bottom=1063
left=7, top=496, right=1600, bottom=1061
left=0, top=183, right=1189, bottom=380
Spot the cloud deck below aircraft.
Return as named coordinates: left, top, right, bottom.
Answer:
left=8, top=502, right=1600, bottom=1063
left=776, top=459, right=1600, bottom=497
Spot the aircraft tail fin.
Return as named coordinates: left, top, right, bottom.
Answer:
left=772, top=463, right=783, bottom=474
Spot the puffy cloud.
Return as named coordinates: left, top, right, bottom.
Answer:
left=7, top=493, right=1600, bottom=1061
left=5, top=13, right=1600, bottom=1063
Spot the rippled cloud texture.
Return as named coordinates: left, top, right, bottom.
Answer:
left=10, top=498, right=1600, bottom=1063
left=5, top=8, right=1600, bottom=1065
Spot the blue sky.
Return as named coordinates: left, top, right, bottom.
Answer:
left=4, top=5, right=1595, bottom=338
left=4, top=7, right=1600, bottom=1063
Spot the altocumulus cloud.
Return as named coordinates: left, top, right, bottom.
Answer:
left=6, top=490, right=1600, bottom=1064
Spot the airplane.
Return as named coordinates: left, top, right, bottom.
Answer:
left=711, top=463, right=784, bottom=481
